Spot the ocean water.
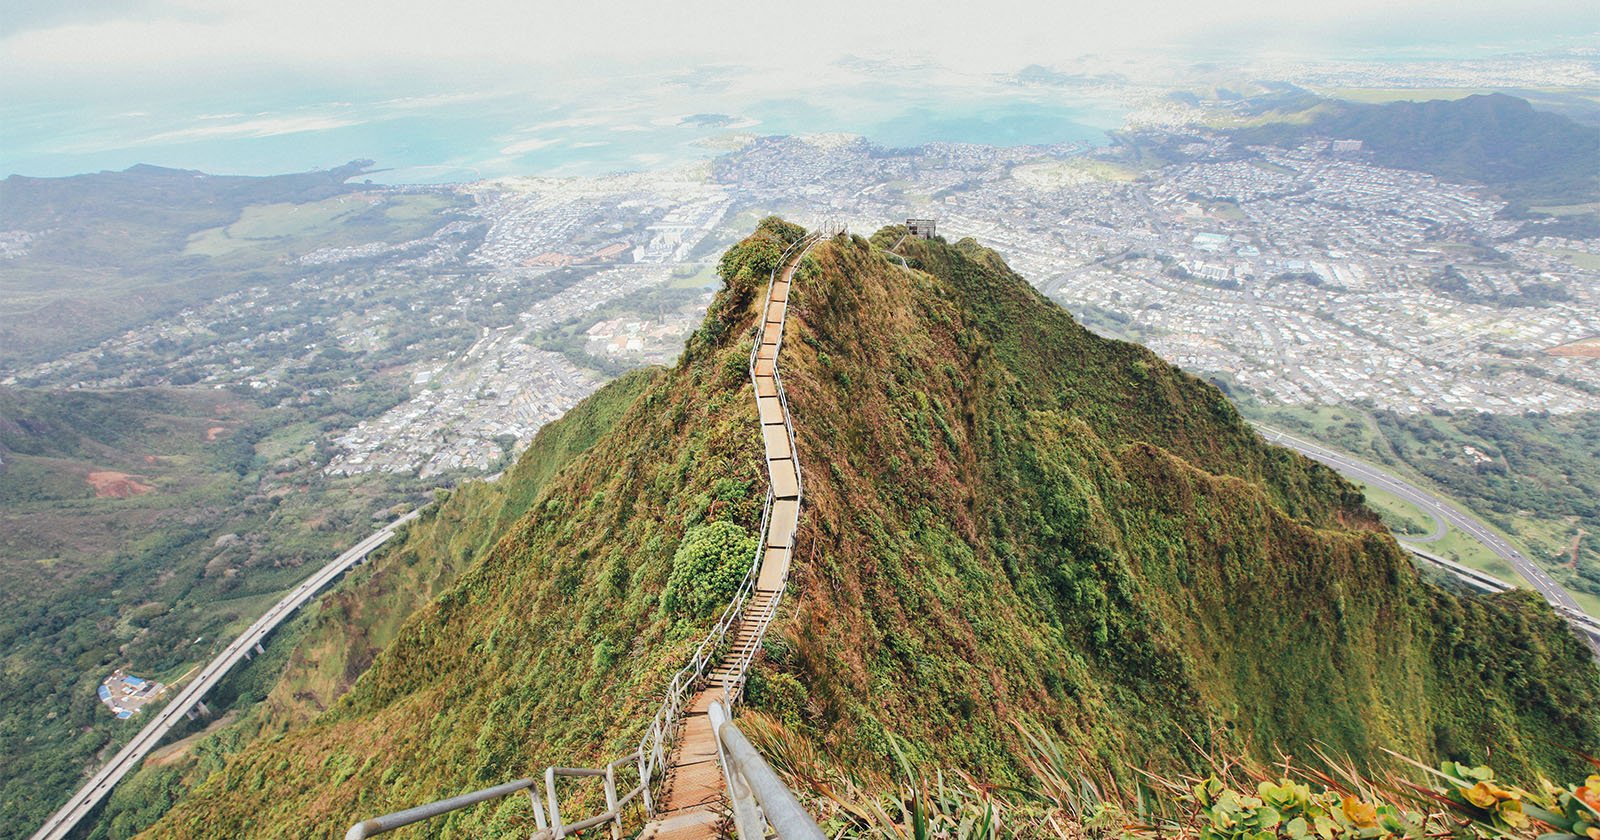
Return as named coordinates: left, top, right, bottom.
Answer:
left=0, top=64, right=1127, bottom=184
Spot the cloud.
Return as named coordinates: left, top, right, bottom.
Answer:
left=135, top=114, right=366, bottom=145
left=0, top=0, right=1593, bottom=89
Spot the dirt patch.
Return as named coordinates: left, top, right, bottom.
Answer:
left=146, top=710, right=239, bottom=767
left=205, top=426, right=227, bottom=441
left=1547, top=337, right=1600, bottom=358
left=86, top=471, right=155, bottom=498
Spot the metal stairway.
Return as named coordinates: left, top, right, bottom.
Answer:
left=345, top=225, right=834, bottom=840
left=642, top=230, right=810, bottom=840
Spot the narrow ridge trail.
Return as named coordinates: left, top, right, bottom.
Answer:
left=641, top=235, right=813, bottom=840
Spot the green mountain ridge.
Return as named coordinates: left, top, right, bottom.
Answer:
left=132, top=221, right=1598, bottom=838
left=1228, top=93, right=1600, bottom=209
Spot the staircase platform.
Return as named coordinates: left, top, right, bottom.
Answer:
left=641, top=238, right=812, bottom=840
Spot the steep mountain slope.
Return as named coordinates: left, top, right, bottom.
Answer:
left=142, top=222, right=1598, bottom=838
left=1228, top=94, right=1599, bottom=207
left=73, top=368, right=651, bottom=840
left=750, top=229, right=1596, bottom=779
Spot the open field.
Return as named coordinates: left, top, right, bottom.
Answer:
left=1011, top=158, right=1141, bottom=189
left=182, top=192, right=455, bottom=258
left=1356, top=482, right=1435, bottom=537
left=1541, top=248, right=1600, bottom=272
left=1529, top=202, right=1600, bottom=216
left=1409, top=527, right=1529, bottom=587
left=668, top=262, right=720, bottom=289
left=1547, top=336, right=1600, bottom=358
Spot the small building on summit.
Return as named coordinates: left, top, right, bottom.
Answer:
left=906, top=218, right=937, bottom=239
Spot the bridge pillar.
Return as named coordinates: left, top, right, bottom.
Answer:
left=195, top=700, right=211, bottom=718
left=255, top=642, right=266, bottom=656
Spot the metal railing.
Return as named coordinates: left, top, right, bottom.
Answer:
left=709, top=702, right=827, bottom=840
left=343, top=225, right=832, bottom=839
left=717, top=227, right=835, bottom=707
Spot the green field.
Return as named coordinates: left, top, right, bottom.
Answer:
left=1011, top=158, right=1141, bottom=187
left=1541, top=248, right=1600, bottom=271
left=668, top=262, right=720, bottom=289
left=184, top=193, right=456, bottom=257
left=1529, top=202, right=1600, bottom=216
left=1408, top=528, right=1528, bottom=586
left=1354, top=482, right=1434, bottom=538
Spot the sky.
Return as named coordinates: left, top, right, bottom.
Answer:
left=1, top=0, right=1594, bottom=180
left=3, top=0, right=1596, bottom=85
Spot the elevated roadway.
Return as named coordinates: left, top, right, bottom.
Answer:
left=1254, top=423, right=1597, bottom=655
left=1253, top=423, right=1583, bottom=613
left=31, top=509, right=420, bottom=840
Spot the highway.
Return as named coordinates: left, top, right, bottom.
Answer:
left=1253, top=423, right=1584, bottom=614
left=31, top=509, right=421, bottom=840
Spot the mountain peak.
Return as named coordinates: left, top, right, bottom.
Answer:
left=141, top=221, right=1600, bottom=837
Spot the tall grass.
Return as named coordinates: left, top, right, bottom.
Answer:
left=738, top=713, right=1600, bottom=840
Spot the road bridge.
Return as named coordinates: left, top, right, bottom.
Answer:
left=32, top=509, right=420, bottom=840
left=1254, top=423, right=1598, bottom=653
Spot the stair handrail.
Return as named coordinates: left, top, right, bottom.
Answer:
left=709, top=701, right=828, bottom=840
left=344, top=227, right=823, bottom=839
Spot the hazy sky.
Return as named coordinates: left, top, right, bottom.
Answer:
left=3, top=0, right=1596, bottom=86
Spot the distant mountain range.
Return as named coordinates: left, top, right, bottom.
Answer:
left=1231, top=93, right=1599, bottom=209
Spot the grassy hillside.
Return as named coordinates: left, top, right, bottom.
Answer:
left=1228, top=94, right=1600, bottom=209
left=749, top=229, right=1595, bottom=782
left=141, top=222, right=1598, bottom=838
left=1243, top=400, right=1600, bottom=613
left=78, top=368, right=652, bottom=839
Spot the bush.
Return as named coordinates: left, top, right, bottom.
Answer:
left=661, top=521, right=758, bottom=617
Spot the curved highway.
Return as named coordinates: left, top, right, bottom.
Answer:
left=1253, top=423, right=1583, bottom=613
left=31, top=509, right=420, bottom=840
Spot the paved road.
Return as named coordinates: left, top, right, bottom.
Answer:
left=1253, top=423, right=1583, bottom=614
left=32, top=509, right=421, bottom=840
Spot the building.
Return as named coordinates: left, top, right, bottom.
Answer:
left=906, top=219, right=937, bottom=239
left=592, top=242, right=631, bottom=261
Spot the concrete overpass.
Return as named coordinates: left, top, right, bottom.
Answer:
left=1253, top=423, right=1585, bottom=613
left=1253, top=423, right=1599, bottom=654
left=31, top=509, right=421, bottom=840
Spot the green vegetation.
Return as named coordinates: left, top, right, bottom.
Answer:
left=1227, top=94, right=1599, bottom=210
left=82, top=369, right=652, bottom=839
left=1245, top=400, right=1600, bottom=605
left=1352, top=483, right=1433, bottom=538
left=184, top=193, right=456, bottom=257
left=137, top=222, right=1596, bottom=838
left=0, top=163, right=469, bottom=367
left=1372, top=411, right=1600, bottom=599
left=748, top=711, right=1600, bottom=840
left=662, top=521, right=758, bottom=617
left=0, top=384, right=440, bottom=835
